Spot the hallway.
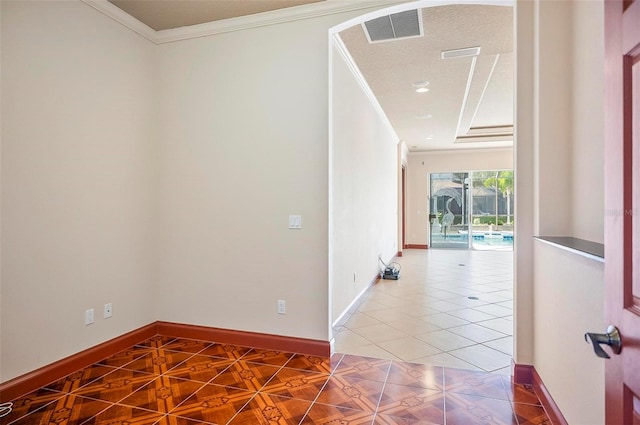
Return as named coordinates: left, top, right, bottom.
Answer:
left=334, top=249, right=513, bottom=374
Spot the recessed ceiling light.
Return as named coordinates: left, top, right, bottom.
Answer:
left=415, top=114, right=432, bottom=119
left=426, top=135, right=434, bottom=140
left=412, top=81, right=430, bottom=93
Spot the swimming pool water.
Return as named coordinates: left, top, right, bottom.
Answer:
left=431, top=233, right=514, bottom=248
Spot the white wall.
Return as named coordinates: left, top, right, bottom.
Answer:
left=1, top=1, right=157, bottom=381
left=329, top=39, right=399, bottom=324
left=533, top=242, right=604, bottom=425
left=534, top=0, right=573, bottom=237
left=571, top=0, right=604, bottom=244
left=405, top=148, right=513, bottom=246
left=533, top=0, right=604, bottom=243
left=514, top=0, right=535, bottom=366
left=153, top=8, right=389, bottom=341
left=155, top=19, right=329, bottom=341
left=517, top=0, right=606, bottom=422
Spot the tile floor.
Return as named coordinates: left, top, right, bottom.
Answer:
left=333, top=249, right=514, bottom=374
left=3, top=335, right=551, bottom=424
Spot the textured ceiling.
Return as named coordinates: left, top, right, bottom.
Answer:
left=108, top=0, right=325, bottom=31
left=340, top=4, right=513, bottom=151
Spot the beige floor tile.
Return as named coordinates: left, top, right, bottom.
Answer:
left=426, top=300, right=465, bottom=312
left=446, top=296, right=490, bottom=308
left=403, top=304, right=441, bottom=317
left=386, top=317, right=441, bottom=335
left=334, top=328, right=372, bottom=349
left=447, top=323, right=507, bottom=343
left=356, top=300, right=388, bottom=312
left=338, top=344, right=401, bottom=361
left=336, top=249, right=514, bottom=376
left=495, top=300, right=514, bottom=310
left=446, top=308, right=496, bottom=323
left=448, top=344, right=512, bottom=372
left=491, top=290, right=514, bottom=299
left=377, top=337, right=441, bottom=361
left=472, top=304, right=513, bottom=317
left=485, top=282, right=514, bottom=290
left=468, top=284, right=501, bottom=293
left=443, top=288, right=482, bottom=297
left=415, top=330, right=476, bottom=352
left=367, top=295, right=408, bottom=309
left=422, top=289, right=458, bottom=300
left=477, top=318, right=513, bottom=335
left=390, top=298, right=430, bottom=311
left=413, top=295, right=443, bottom=305
left=422, top=313, right=470, bottom=329
left=476, top=293, right=511, bottom=303
left=364, top=308, right=413, bottom=323
left=483, top=336, right=513, bottom=355
left=344, top=313, right=382, bottom=330
left=412, top=352, right=483, bottom=372
left=392, top=289, right=429, bottom=300
left=493, top=366, right=512, bottom=375
left=353, top=323, right=409, bottom=344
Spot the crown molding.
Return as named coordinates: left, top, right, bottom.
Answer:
left=81, top=0, right=156, bottom=43
left=82, top=0, right=408, bottom=45
left=155, top=0, right=408, bottom=44
left=331, top=33, right=399, bottom=142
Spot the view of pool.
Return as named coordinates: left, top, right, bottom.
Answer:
left=430, top=231, right=514, bottom=250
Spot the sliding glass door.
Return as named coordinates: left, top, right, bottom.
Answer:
left=429, top=170, right=514, bottom=250
left=470, top=171, right=514, bottom=250
left=429, top=172, right=469, bottom=249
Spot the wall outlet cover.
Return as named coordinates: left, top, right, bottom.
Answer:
left=277, top=299, right=286, bottom=314
left=104, top=303, right=113, bottom=319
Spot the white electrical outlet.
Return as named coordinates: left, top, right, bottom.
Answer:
left=104, top=303, right=113, bottom=319
left=277, top=299, right=286, bottom=314
left=85, top=308, right=94, bottom=325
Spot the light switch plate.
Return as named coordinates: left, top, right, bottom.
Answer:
left=85, top=308, right=94, bottom=325
left=288, top=215, right=302, bottom=229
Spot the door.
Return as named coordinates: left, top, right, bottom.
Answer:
left=604, top=0, right=640, bottom=423
left=428, top=171, right=514, bottom=250
left=429, top=172, right=469, bottom=249
left=402, top=166, right=406, bottom=250
left=470, top=170, right=514, bottom=251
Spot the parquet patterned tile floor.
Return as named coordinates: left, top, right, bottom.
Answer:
left=2, top=335, right=552, bottom=424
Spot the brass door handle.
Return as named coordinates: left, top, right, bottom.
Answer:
left=584, top=325, right=622, bottom=359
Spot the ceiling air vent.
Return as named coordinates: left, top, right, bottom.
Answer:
left=362, top=9, right=423, bottom=43
left=455, top=125, right=513, bottom=143
left=441, top=46, right=481, bottom=59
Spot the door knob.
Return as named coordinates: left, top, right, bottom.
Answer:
left=584, top=325, right=622, bottom=359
